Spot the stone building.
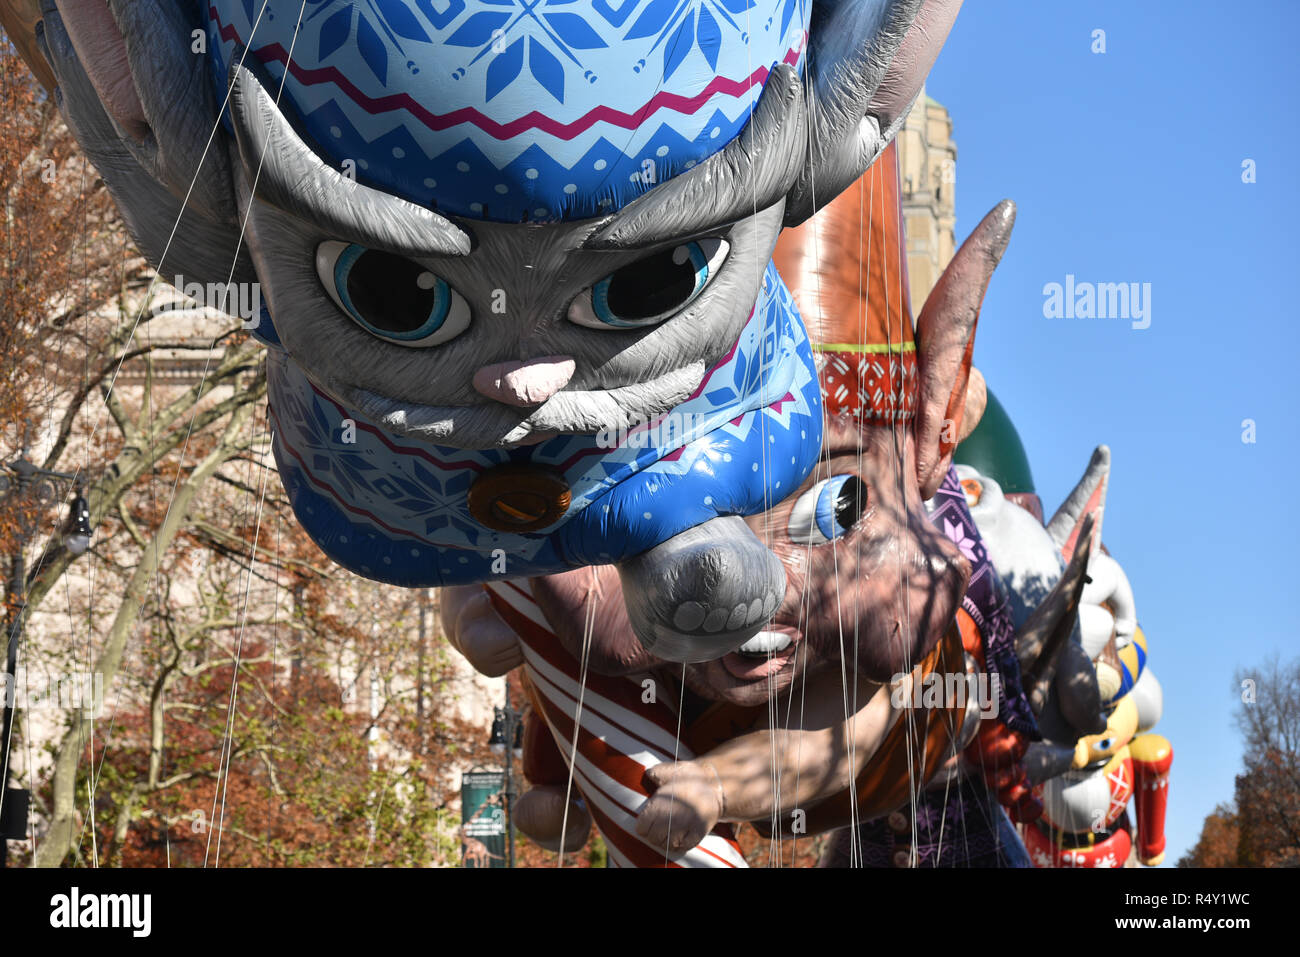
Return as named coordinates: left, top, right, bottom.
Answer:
left=896, top=83, right=959, bottom=307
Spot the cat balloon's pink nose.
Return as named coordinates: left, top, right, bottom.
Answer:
left=472, top=356, right=575, bottom=407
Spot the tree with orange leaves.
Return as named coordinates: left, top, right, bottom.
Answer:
left=1232, top=655, right=1300, bottom=867
left=1178, top=803, right=1240, bottom=868
left=1181, top=655, right=1300, bottom=867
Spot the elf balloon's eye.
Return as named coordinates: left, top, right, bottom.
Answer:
left=316, top=241, right=470, bottom=347
left=787, top=475, right=869, bottom=545
left=568, top=238, right=728, bottom=329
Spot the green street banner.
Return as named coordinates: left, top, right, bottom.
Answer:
left=460, top=770, right=506, bottom=868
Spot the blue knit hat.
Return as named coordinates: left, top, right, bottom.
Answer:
left=207, top=0, right=808, bottom=223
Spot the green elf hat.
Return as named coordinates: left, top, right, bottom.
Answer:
left=955, top=388, right=1035, bottom=495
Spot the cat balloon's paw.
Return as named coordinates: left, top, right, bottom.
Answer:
left=618, top=516, right=785, bottom=663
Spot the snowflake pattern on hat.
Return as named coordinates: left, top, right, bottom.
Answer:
left=206, top=0, right=809, bottom=222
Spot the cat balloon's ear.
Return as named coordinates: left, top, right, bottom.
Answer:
left=784, top=0, right=964, bottom=226
left=36, top=2, right=256, bottom=288
left=913, top=199, right=1015, bottom=500
left=29, top=0, right=248, bottom=289
left=51, top=0, right=237, bottom=222
left=0, top=1, right=55, bottom=91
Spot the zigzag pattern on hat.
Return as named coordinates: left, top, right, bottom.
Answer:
left=206, top=0, right=809, bottom=222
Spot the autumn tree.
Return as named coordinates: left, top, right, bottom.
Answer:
left=1181, top=655, right=1300, bottom=868
left=1232, top=655, right=1300, bottom=867
left=0, top=41, right=127, bottom=557
left=1178, top=803, right=1240, bottom=868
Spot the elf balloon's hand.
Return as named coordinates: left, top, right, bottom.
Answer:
left=636, top=761, right=725, bottom=856
left=442, top=586, right=523, bottom=678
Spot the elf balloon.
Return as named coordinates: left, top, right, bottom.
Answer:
left=13, top=0, right=966, bottom=661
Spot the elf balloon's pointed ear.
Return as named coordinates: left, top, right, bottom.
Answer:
left=784, top=0, right=964, bottom=226
left=1047, top=444, right=1111, bottom=563
left=913, top=199, right=1015, bottom=500
left=1018, top=514, right=1094, bottom=715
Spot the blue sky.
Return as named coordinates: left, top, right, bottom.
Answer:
left=926, top=0, right=1300, bottom=864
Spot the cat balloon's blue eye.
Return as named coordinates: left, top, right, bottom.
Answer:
left=568, top=237, right=728, bottom=330
left=787, top=475, right=870, bottom=545
left=316, top=241, right=470, bottom=347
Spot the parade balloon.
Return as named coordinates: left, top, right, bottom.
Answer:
left=11, top=0, right=969, bottom=663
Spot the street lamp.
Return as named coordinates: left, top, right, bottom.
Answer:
left=488, top=709, right=507, bottom=753
left=63, top=486, right=92, bottom=557
left=0, top=456, right=94, bottom=867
